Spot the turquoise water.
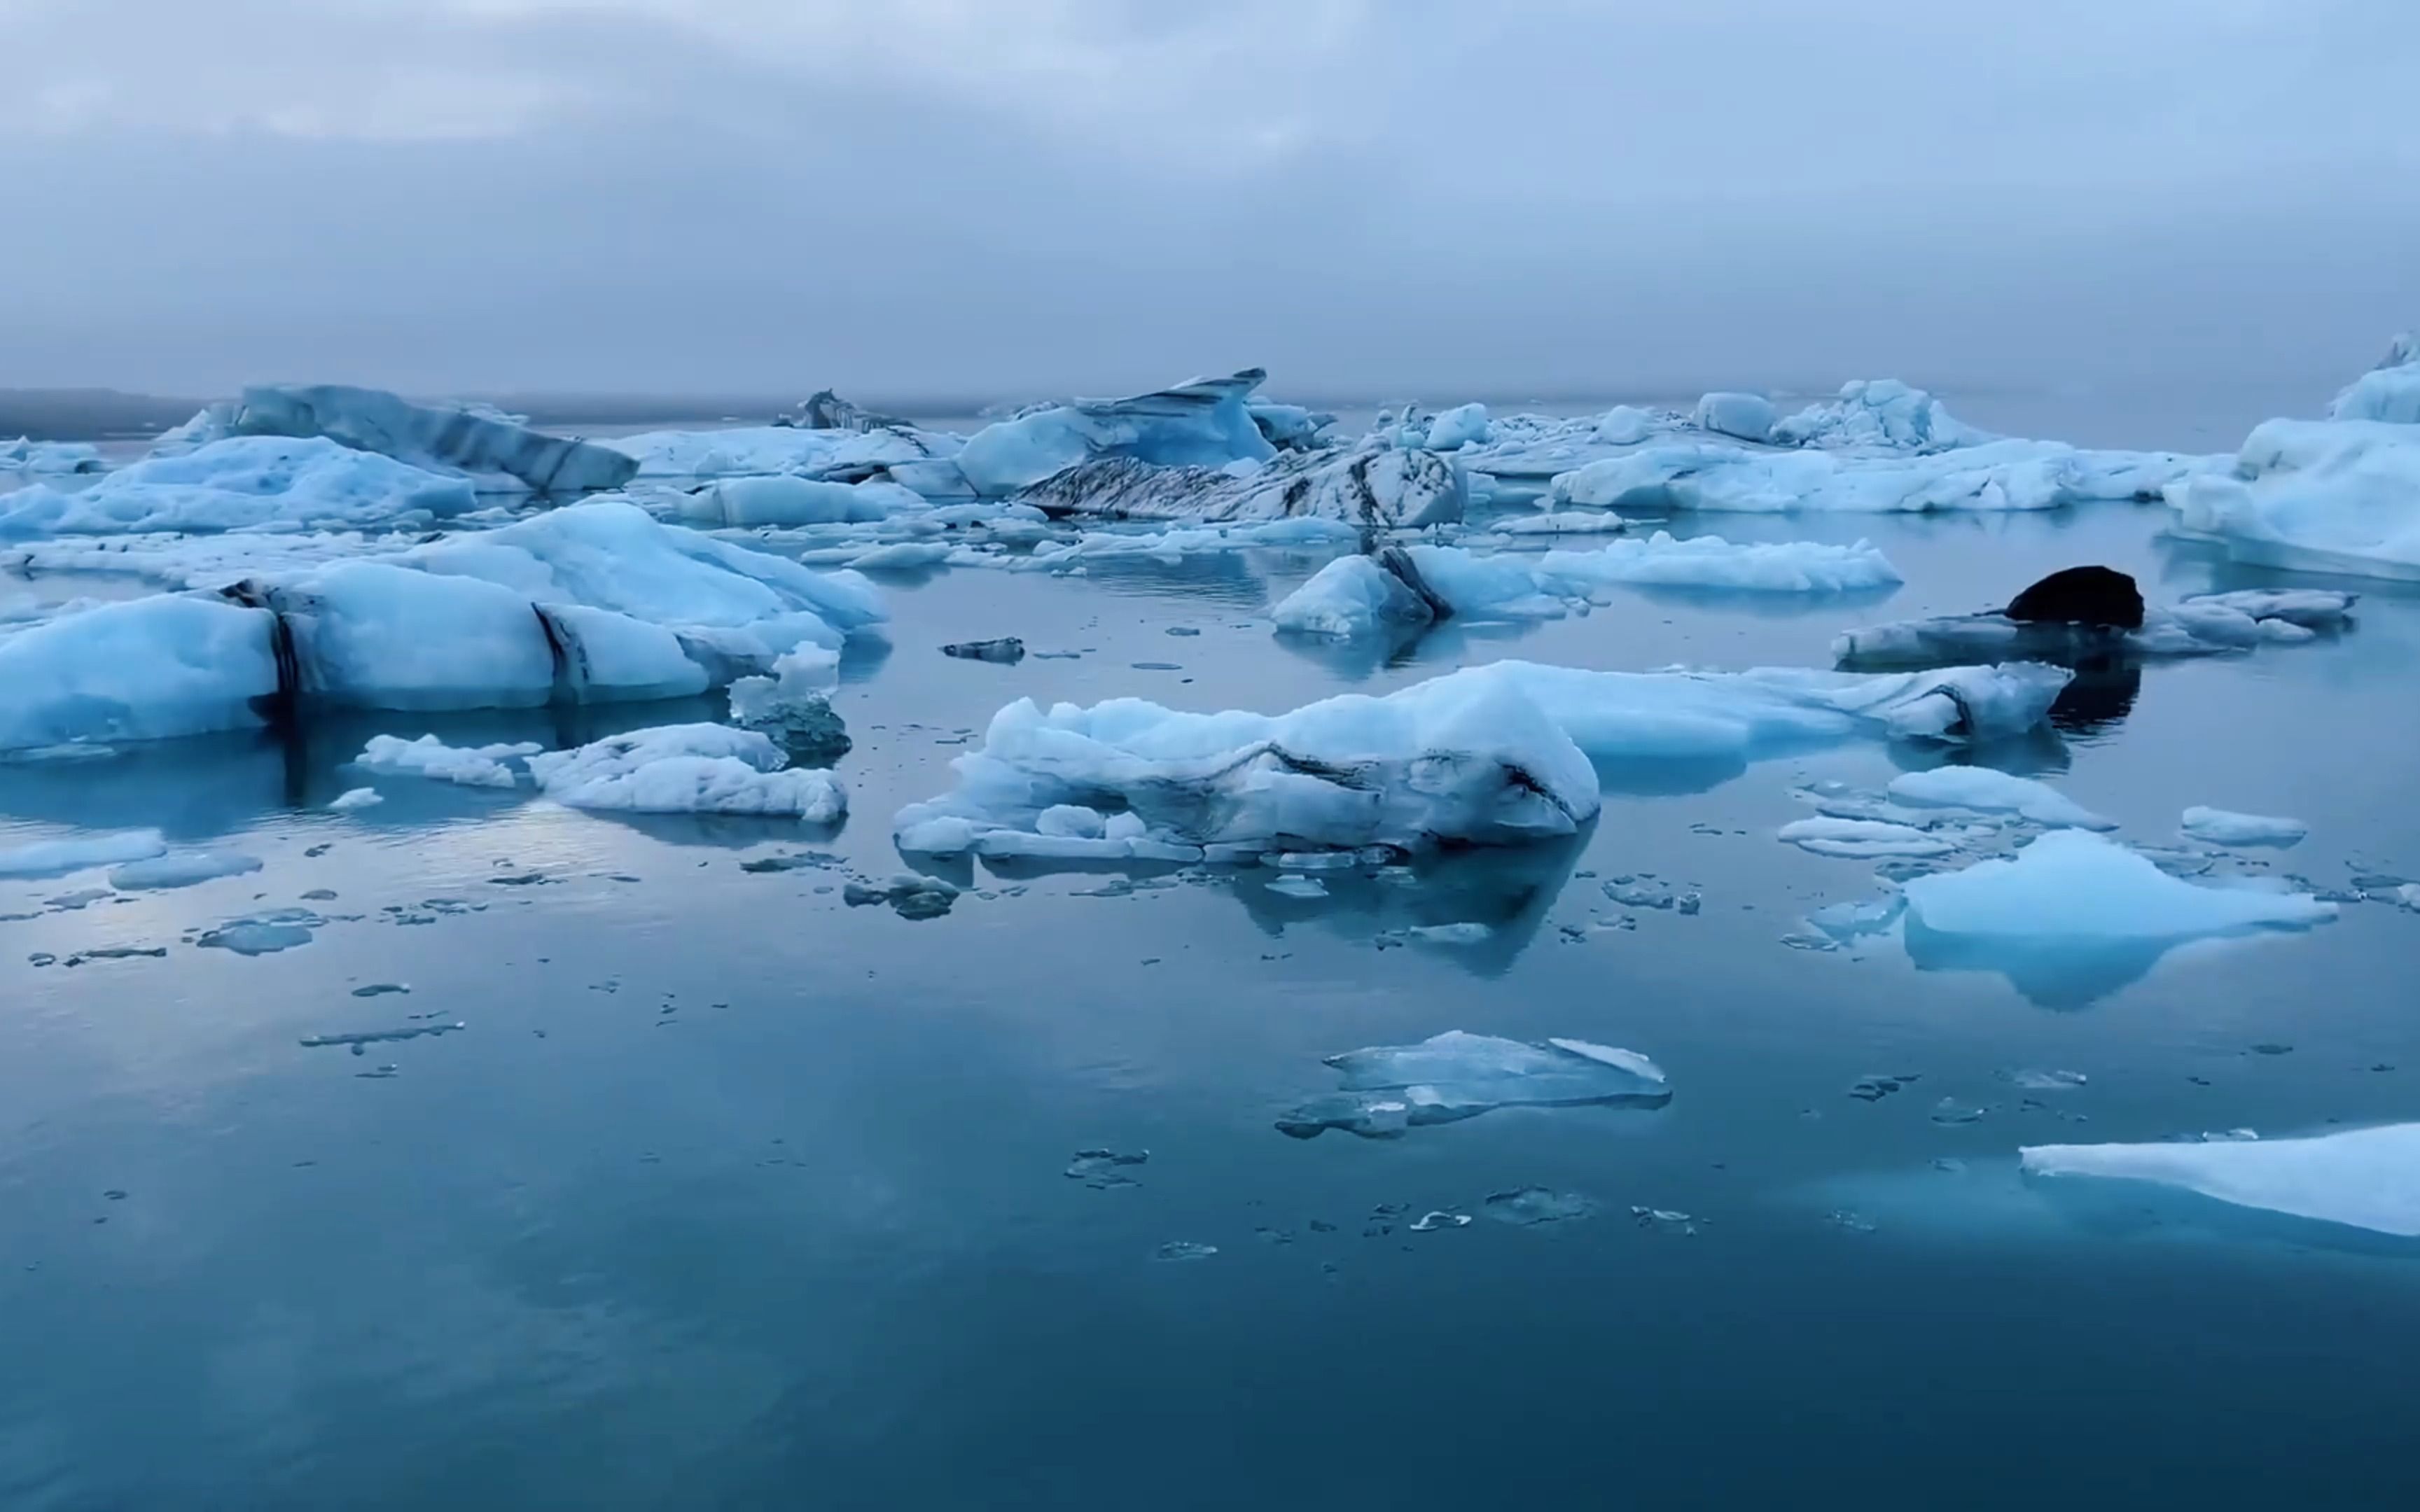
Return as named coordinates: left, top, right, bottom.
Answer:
left=3, top=484, right=2418, bottom=1506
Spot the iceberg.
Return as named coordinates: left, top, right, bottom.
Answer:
left=894, top=658, right=2067, bottom=860
left=0, top=503, right=886, bottom=750
left=526, top=724, right=846, bottom=820
left=780, top=390, right=913, bottom=433
left=2179, top=807, right=2307, bottom=847
left=2326, top=331, right=2420, bottom=426
left=1886, top=766, right=2114, bottom=830
left=0, top=436, right=477, bottom=538
left=1770, top=380, right=1994, bottom=453
left=0, top=438, right=104, bottom=475
left=1691, top=391, right=1776, bottom=442
left=2022, top=1124, right=2420, bottom=1240
left=354, top=734, right=538, bottom=789
left=1011, top=441, right=1467, bottom=527
left=955, top=369, right=1276, bottom=497
left=1271, top=533, right=1902, bottom=638
left=1551, top=436, right=2209, bottom=514
left=230, top=384, right=638, bottom=493
left=1247, top=402, right=1335, bottom=451
left=2167, top=418, right=2420, bottom=580
left=0, top=827, right=167, bottom=879
left=1835, top=587, right=2355, bottom=669
left=0, top=595, right=282, bottom=750
left=1451, top=404, right=1690, bottom=482
left=1274, top=1030, right=1671, bottom=1140
left=727, top=645, right=849, bottom=760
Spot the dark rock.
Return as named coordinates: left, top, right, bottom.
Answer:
left=2005, top=566, right=2145, bottom=629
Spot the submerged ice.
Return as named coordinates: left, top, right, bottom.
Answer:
left=1275, top=1031, right=1671, bottom=1139
left=2023, top=1124, right=2420, bottom=1240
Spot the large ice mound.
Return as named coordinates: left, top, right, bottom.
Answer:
left=955, top=369, right=1276, bottom=497
left=230, top=384, right=638, bottom=493
left=1012, top=442, right=1467, bottom=527
left=893, top=659, right=2068, bottom=860
left=2167, top=418, right=2420, bottom=580
left=1770, top=379, right=1995, bottom=453
left=0, top=437, right=477, bottom=538
left=1274, top=1030, right=1671, bottom=1139
left=2022, top=1124, right=2420, bottom=1239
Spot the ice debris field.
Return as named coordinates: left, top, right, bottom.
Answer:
left=6, top=341, right=2419, bottom=1266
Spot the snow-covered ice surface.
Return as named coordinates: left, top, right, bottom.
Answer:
left=2023, top=1125, right=2420, bottom=1240
left=355, top=734, right=538, bottom=789
left=0, top=437, right=478, bottom=538
left=1010, top=442, right=1466, bottom=527
left=1550, top=435, right=2213, bottom=515
left=6, top=385, right=2420, bottom=1508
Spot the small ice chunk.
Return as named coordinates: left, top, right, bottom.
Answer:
left=1036, top=804, right=1108, bottom=839
left=1275, top=1030, right=1670, bottom=1140
left=2003, top=1068, right=2089, bottom=1092
left=0, top=828, right=168, bottom=879
left=527, top=724, right=846, bottom=820
left=1692, top=391, right=1776, bottom=442
left=1152, top=1241, right=1219, bottom=1262
left=106, top=850, right=265, bottom=890
left=842, top=874, right=959, bottom=920
left=197, top=909, right=324, bottom=955
left=1887, top=766, right=2115, bottom=830
left=1778, top=817, right=1954, bottom=860
left=1482, top=1187, right=1601, bottom=1226
left=356, top=735, right=538, bottom=790
left=2181, top=806, right=2309, bottom=848
left=328, top=787, right=384, bottom=812
left=2022, top=1123, right=2420, bottom=1238
left=1267, top=874, right=1330, bottom=899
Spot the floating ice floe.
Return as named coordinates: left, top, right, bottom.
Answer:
left=1886, top=766, right=2115, bottom=830
left=328, top=787, right=383, bottom=812
left=356, top=735, right=538, bottom=789
left=0, top=438, right=103, bottom=475
left=2325, top=330, right=2420, bottom=426
left=1899, top=830, right=2332, bottom=1004
left=0, top=827, right=167, bottom=879
left=1835, top=586, right=2356, bottom=669
left=228, top=384, right=638, bottom=493
left=527, top=724, right=846, bottom=820
left=1011, top=441, right=1467, bottom=527
left=1448, top=404, right=1688, bottom=480
left=956, top=369, right=1277, bottom=497
left=1487, top=510, right=1629, bottom=536
left=894, top=658, right=2066, bottom=860
left=1778, top=817, right=1955, bottom=860
left=2167, top=416, right=2420, bottom=580
left=1271, top=532, right=1900, bottom=637
left=0, top=436, right=478, bottom=538
left=2179, top=807, right=2308, bottom=848
left=727, top=644, right=850, bottom=759
left=2022, top=1124, right=2420, bottom=1240
left=1274, top=1030, right=1671, bottom=1139
left=1015, top=517, right=1360, bottom=571
left=106, top=849, right=264, bottom=890
left=1551, top=436, right=2210, bottom=514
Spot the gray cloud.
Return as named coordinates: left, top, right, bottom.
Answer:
left=1, top=0, right=2412, bottom=403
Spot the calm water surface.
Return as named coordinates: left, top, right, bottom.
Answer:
left=3, top=423, right=2417, bottom=1507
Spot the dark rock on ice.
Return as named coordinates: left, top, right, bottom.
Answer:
left=2004, top=565, right=2146, bottom=629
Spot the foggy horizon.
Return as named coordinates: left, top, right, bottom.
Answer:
left=3, top=0, right=2414, bottom=402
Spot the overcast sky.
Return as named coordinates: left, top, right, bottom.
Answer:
left=2, top=0, right=2414, bottom=403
